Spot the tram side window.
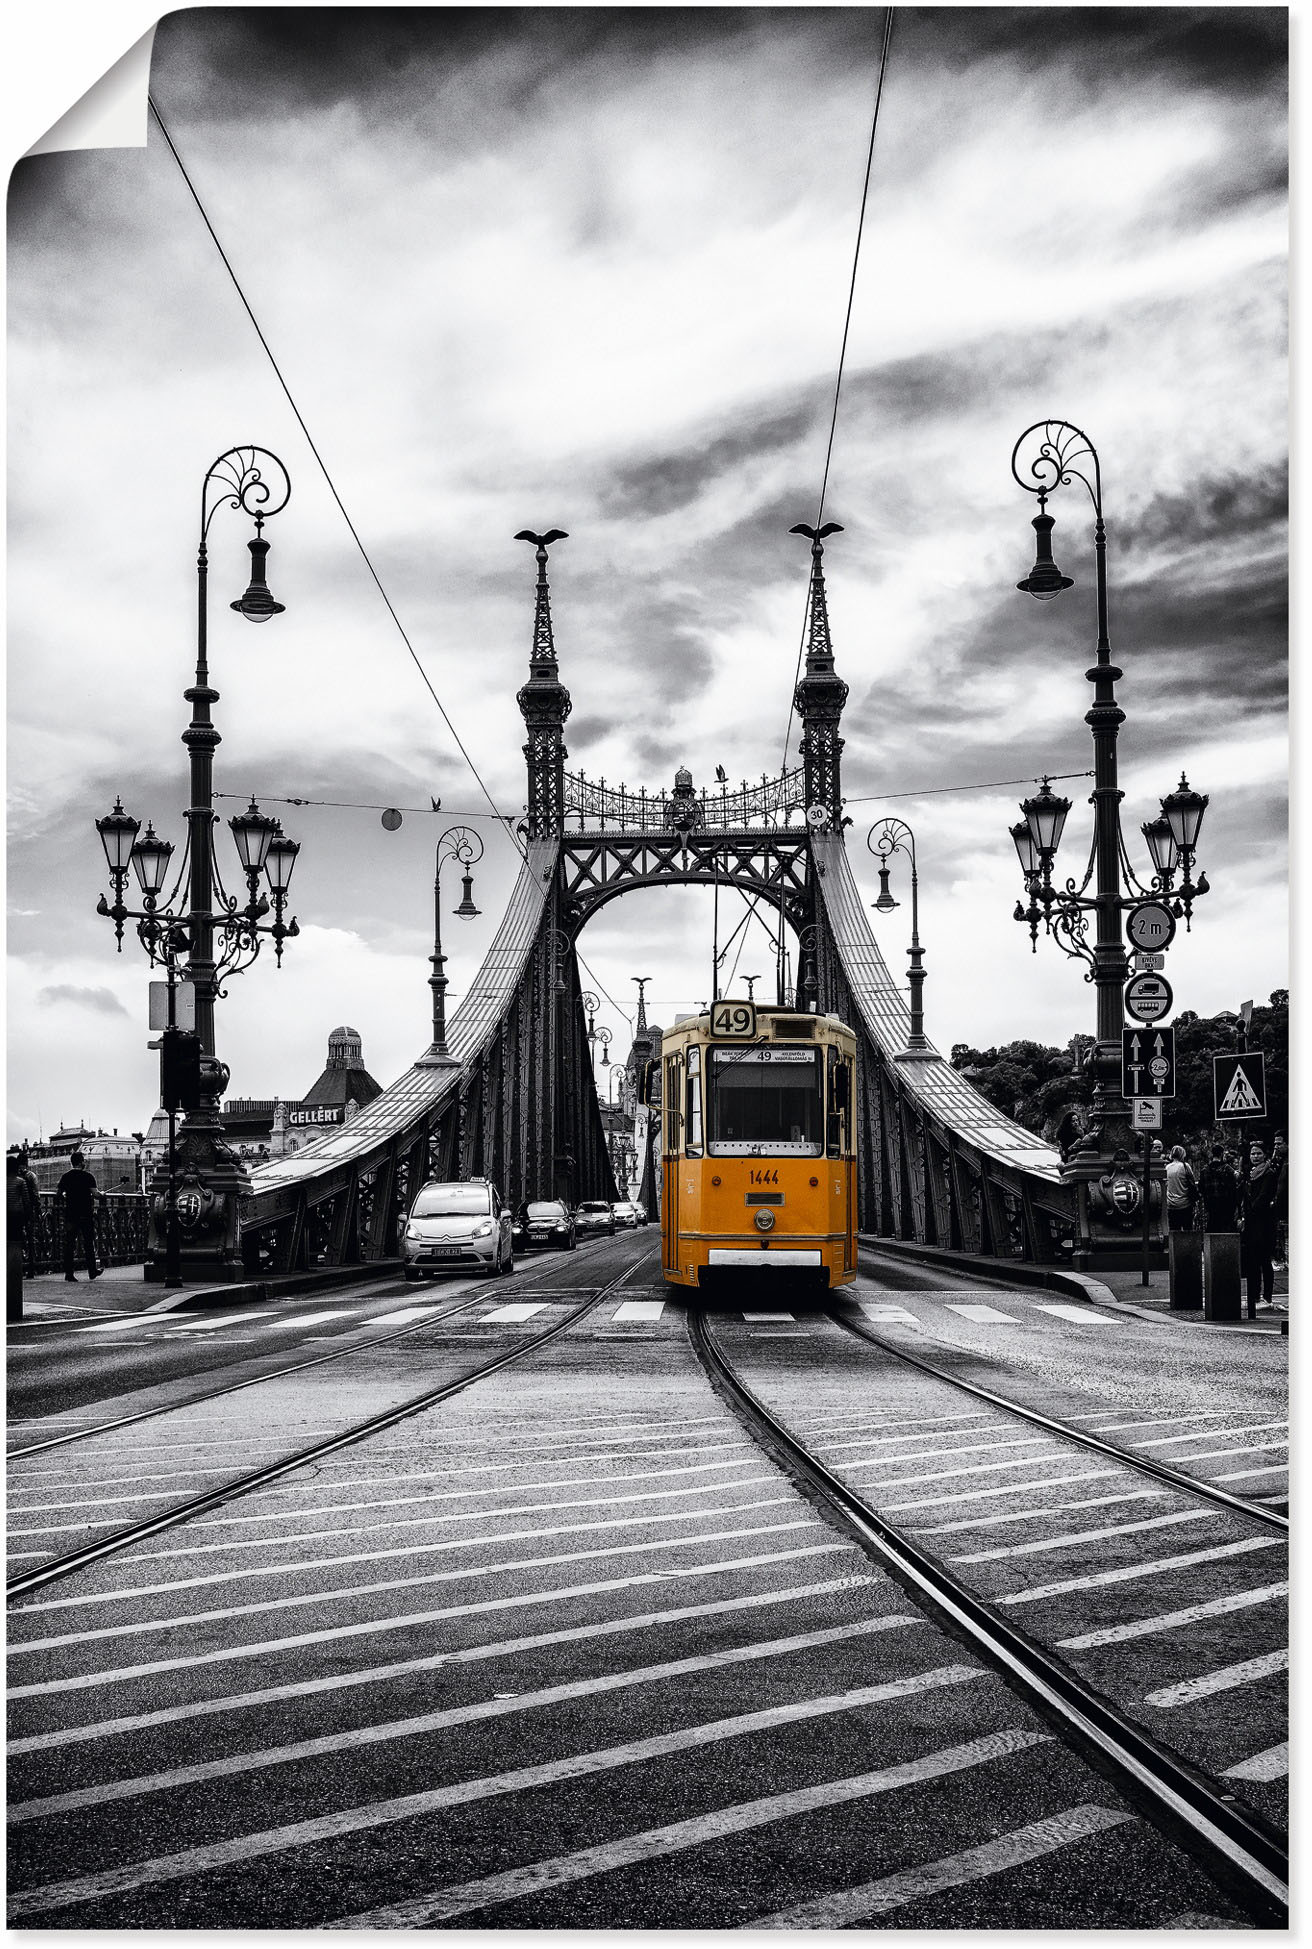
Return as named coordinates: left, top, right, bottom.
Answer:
left=685, top=1047, right=704, bottom=1157
left=664, top=1059, right=682, bottom=1157
left=827, top=1048, right=853, bottom=1158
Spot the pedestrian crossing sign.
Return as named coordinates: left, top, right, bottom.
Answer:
left=1213, top=1052, right=1266, bottom=1120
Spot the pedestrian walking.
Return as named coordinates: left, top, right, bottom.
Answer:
left=1165, top=1145, right=1198, bottom=1232
left=1272, top=1132, right=1289, bottom=1271
left=19, top=1148, right=41, bottom=1275
left=1198, top=1147, right=1239, bottom=1232
left=7, top=1152, right=32, bottom=1323
left=1240, top=1139, right=1280, bottom=1311
left=56, top=1150, right=101, bottom=1283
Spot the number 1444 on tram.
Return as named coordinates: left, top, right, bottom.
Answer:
left=654, top=1000, right=858, bottom=1290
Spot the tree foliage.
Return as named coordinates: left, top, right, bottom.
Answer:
left=950, top=993, right=1287, bottom=1155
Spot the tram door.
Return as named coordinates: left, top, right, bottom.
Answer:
left=661, top=1055, right=681, bottom=1275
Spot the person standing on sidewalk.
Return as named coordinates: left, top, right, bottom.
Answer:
left=1165, top=1145, right=1198, bottom=1232
left=1240, top=1139, right=1280, bottom=1311
left=56, top=1150, right=101, bottom=1283
left=7, top=1152, right=32, bottom=1322
left=1199, top=1146, right=1239, bottom=1232
left=1271, top=1132, right=1289, bottom=1271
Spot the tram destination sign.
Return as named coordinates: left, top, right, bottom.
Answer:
left=1124, top=971, right=1173, bottom=1024
left=1213, top=1052, right=1266, bottom=1121
left=1126, top=902, right=1177, bottom=953
left=1122, top=1027, right=1175, bottom=1099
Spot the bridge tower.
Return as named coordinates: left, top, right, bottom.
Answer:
left=790, top=521, right=849, bottom=831
left=516, top=529, right=571, bottom=838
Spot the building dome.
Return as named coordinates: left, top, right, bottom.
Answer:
left=326, top=1026, right=364, bottom=1068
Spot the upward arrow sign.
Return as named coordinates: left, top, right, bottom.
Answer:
left=1130, top=1035, right=1143, bottom=1059
left=1152, top=1033, right=1165, bottom=1054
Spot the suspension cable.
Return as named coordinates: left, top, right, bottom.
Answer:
left=147, top=96, right=522, bottom=857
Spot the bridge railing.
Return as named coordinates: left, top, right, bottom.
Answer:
left=563, top=767, right=807, bottom=832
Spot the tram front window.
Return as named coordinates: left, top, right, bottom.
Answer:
left=708, top=1048, right=823, bottom=1155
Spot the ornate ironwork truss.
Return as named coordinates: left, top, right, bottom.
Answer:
left=558, top=827, right=812, bottom=931
left=562, top=766, right=808, bottom=833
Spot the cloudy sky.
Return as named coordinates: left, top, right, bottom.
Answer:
left=7, top=5, right=1288, bottom=1145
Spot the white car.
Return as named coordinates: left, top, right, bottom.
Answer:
left=402, top=1178, right=513, bottom=1279
left=611, top=1200, right=640, bottom=1229
left=575, top=1199, right=617, bottom=1237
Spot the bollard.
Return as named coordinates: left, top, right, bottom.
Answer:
left=1203, top=1232, right=1242, bottom=1321
left=1169, top=1230, right=1203, bottom=1310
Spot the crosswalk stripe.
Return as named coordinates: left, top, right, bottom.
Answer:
left=9, top=1612, right=922, bottom=1821
left=79, top=1318, right=161, bottom=1334
left=945, top=1304, right=1023, bottom=1324
left=1060, top=1574, right=1286, bottom=1652
left=919, top=1490, right=1168, bottom=1537
left=744, top=1312, right=794, bottom=1321
left=1031, top=1303, right=1114, bottom=1326
left=168, top=1312, right=267, bottom=1332
left=1222, top=1741, right=1288, bottom=1783
left=859, top=1303, right=919, bottom=1322
left=1144, top=1648, right=1287, bottom=1709
left=259, top=1310, right=356, bottom=1330
left=882, top=1467, right=1120, bottom=1515
left=481, top=1303, right=550, bottom=1322
left=1131, top=1419, right=1287, bottom=1450
left=8, top=1574, right=884, bottom=1755
left=754, top=1804, right=1134, bottom=1928
left=7, top=1670, right=999, bottom=1918
left=950, top=1508, right=1215, bottom=1565
left=1000, top=1536, right=1282, bottom=1608
left=328, top=1725, right=1043, bottom=1930
left=610, top=1301, right=665, bottom=1322
left=355, top=1306, right=438, bottom=1327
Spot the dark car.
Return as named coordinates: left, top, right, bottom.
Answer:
left=513, top=1199, right=576, bottom=1251
left=575, top=1199, right=616, bottom=1238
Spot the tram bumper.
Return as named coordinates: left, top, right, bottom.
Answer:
left=707, top=1248, right=823, bottom=1267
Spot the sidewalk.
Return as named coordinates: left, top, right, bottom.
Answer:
left=1094, top=1261, right=1288, bottom=1335
left=12, top=1257, right=400, bottom=1323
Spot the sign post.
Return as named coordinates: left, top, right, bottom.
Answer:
left=1122, top=1026, right=1176, bottom=1288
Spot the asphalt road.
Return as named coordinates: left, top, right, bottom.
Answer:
left=7, top=1238, right=1285, bottom=1928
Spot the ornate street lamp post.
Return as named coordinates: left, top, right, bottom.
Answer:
left=1009, top=421, right=1209, bottom=1257
left=867, top=817, right=929, bottom=1057
left=417, top=826, right=483, bottom=1065
left=593, top=1024, right=612, bottom=1069
left=95, top=446, right=300, bottom=1283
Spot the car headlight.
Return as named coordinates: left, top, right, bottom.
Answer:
left=405, top=1223, right=422, bottom=1239
left=472, top=1220, right=493, bottom=1238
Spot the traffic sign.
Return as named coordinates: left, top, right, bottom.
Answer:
left=1131, top=1097, right=1163, bottom=1131
left=1132, top=951, right=1165, bottom=972
left=1213, top=1052, right=1266, bottom=1121
left=149, top=981, right=195, bottom=1031
left=1126, top=903, right=1177, bottom=953
left=1124, top=972, right=1173, bottom=1024
left=1123, top=1026, right=1175, bottom=1098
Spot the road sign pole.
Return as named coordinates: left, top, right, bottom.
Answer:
left=1141, top=1130, right=1152, bottom=1288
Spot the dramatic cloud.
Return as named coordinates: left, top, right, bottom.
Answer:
left=7, top=7, right=1287, bottom=1137
left=36, top=985, right=130, bottom=1016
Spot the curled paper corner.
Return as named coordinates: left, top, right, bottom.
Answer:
left=24, top=25, right=157, bottom=159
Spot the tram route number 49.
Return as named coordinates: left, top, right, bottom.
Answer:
left=711, top=1000, right=756, bottom=1038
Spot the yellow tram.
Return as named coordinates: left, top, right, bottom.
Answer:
left=656, top=1000, right=857, bottom=1289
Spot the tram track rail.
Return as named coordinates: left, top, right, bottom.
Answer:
left=827, top=1309, right=1288, bottom=1536
left=8, top=1275, right=499, bottom=1463
left=686, top=1304, right=1288, bottom=1928
left=8, top=1250, right=654, bottom=1603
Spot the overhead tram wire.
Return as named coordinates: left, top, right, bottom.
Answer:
left=779, top=4, right=896, bottom=781
left=147, top=96, right=523, bottom=861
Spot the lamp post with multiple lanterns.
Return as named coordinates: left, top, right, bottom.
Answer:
left=418, top=826, right=483, bottom=1065
left=1008, top=420, right=1209, bottom=1198
left=95, top=446, right=300, bottom=1283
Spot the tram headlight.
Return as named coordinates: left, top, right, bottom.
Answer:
left=754, top=1209, right=775, bottom=1233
